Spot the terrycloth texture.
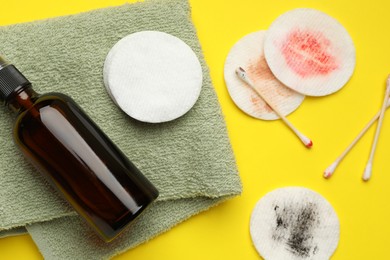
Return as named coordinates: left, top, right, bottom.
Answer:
left=0, top=0, right=242, bottom=259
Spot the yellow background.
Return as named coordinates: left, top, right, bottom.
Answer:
left=1, top=0, right=390, bottom=259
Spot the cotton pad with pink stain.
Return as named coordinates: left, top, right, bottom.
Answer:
left=224, top=31, right=305, bottom=120
left=264, top=8, right=356, bottom=96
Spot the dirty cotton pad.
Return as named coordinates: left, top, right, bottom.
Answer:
left=104, top=31, right=203, bottom=123
left=264, top=8, right=356, bottom=96
left=250, top=187, right=340, bottom=260
left=224, top=31, right=305, bottom=120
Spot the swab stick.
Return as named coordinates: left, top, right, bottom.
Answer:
left=362, top=76, right=390, bottom=181
left=236, top=67, right=312, bottom=148
left=324, top=96, right=390, bottom=178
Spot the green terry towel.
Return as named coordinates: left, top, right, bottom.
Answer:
left=0, top=0, right=242, bottom=259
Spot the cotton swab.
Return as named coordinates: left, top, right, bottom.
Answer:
left=323, top=96, right=390, bottom=178
left=362, top=76, right=390, bottom=181
left=235, top=67, right=313, bottom=148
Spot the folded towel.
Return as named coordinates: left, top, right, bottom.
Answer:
left=0, top=0, right=242, bottom=258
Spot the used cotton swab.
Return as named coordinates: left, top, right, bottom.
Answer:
left=323, top=96, right=390, bottom=178
left=235, top=67, right=312, bottom=148
left=362, top=76, right=390, bottom=181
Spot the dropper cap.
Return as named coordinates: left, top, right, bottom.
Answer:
left=0, top=55, right=31, bottom=103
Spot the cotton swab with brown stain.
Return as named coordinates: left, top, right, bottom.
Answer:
left=362, top=76, right=390, bottom=181
left=324, top=96, right=390, bottom=179
left=235, top=67, right=312, bottom=148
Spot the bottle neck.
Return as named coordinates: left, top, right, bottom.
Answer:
left=6, top=85, right=40, bottom=113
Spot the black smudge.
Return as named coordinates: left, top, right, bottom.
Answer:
left=271, top=202, right=320, bottom=258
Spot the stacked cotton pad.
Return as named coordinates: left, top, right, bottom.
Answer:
left=104, top=31, right=203, bottom=123
left=225, top=31, right=305, bottom=120
left=224, top=8, right=356, bottom=119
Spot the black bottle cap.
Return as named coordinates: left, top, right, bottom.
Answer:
left=0, top=56, right=31, bottom=103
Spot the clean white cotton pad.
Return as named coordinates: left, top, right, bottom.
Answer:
left=224, top=31, right=305, bottom=120
left=264, top=8, right=356, bottom=96
left=250, top=187, right=340, bottom=260
left=104, top=31, right=203, bottom=123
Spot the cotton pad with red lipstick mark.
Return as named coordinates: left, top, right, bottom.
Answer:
left=224, top=31, right=305, bottom=120
left=264, top=8, right=356, bottom=96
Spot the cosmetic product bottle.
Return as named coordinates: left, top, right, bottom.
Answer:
left=0, top=55, right=158, bottom=241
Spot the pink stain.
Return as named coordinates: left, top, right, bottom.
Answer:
left=280, top=28, right=339, bottom=78
left=250, top=94, right=272, bottom=113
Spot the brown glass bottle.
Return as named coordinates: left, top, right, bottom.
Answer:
left=0, top=56, right=158, bottom=242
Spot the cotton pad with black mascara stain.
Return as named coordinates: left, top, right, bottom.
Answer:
left=250, top=187, right=340, bottom=260
left=264, top=8, right=356, bottom=96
